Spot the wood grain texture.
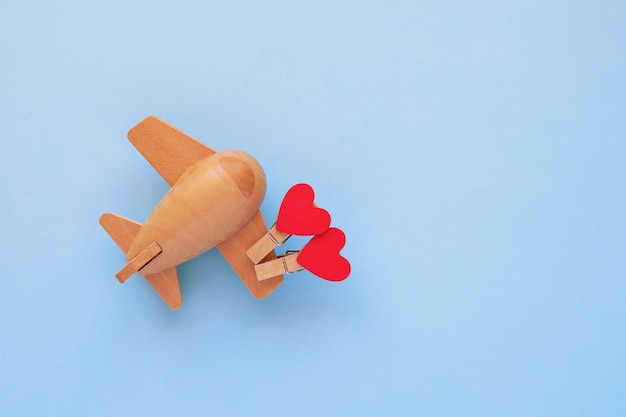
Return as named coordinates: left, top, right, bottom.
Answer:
left=255, top=252, right=302, bottom=281
left=128, top=115, right=216, bottom=186
left=218, top=210, right=283, bottom=298
left=246, top=224, right=291, bottom=265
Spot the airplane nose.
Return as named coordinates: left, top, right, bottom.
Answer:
left=219, top=151, right=261, bottom=199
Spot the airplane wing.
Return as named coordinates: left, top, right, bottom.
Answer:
left=127, top=116, right=283, bottom=297
left=217, top=211, right=284, bottom=299
left=128, top=115, right=216, bottom=186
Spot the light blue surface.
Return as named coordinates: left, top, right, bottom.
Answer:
left=1, top=1, right=625, bottom=415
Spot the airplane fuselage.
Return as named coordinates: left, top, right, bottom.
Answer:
left=127, top=150, right=267, bottom=276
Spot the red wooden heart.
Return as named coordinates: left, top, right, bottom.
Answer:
left=297, top=227, right=351, bottom=281
left=276, top=183, right=331, bottom=236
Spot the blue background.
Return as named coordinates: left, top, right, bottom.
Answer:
left=1, top=1, right=625, bottom=415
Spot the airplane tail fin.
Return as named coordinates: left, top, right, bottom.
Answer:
left=99, top=212, right=141, bottom=253
left=144, top=267, right=182, bottom=310
left=99, top=212, right=182, bottom=309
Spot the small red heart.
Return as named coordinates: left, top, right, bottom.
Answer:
left=276, top=183, right=331, bottom=236
left=297, top=227, right=351, bottom=281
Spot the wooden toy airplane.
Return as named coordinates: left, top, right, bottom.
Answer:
left=99, top=116, right=283, bottom=309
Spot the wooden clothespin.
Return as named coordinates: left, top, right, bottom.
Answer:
left=255, top=228, right=350, bottom=282
left=246, top=183, right=331, bottom=264
left=246, top=224, right=291, bottom=265
left=255, top=250, right=304, bottom=279
left=248, top=183, right=350, bottom=283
